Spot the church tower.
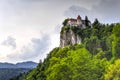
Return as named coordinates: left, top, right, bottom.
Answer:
left=77, top=15, right=82, bottom=25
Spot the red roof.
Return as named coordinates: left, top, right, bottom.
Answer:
left=77, top=15, right=81, bottom=19
left=69, top=18, right=77, bottom=22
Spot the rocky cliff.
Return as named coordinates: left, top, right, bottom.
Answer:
left=60, top=16, right=91, bottom=47
left=60, top=26, right=81, bottom=47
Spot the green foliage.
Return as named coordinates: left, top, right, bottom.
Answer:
left=45, top=47, right=109, bottom=80
left=112, top=24, right=120, bottom=59
left=71, top=26, right=81, bottom=35
left=25, top=19, right=120, bottom=80
left=62, top=19, right=68, bottom=26
left=92, top=18, right=100, bottom=29
left=26, top=45, right=109, bottom=80
left=105, top=59, right=120, bottom=80
left=60, top=26, right=70, bottom=34
left=84, top=37, right=100, bottom=55
left=113, top=23, right=120, bottom=37
left=112, top=37, right=120, bottom=58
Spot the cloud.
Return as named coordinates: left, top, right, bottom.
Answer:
left=92, top=0, right=120, bottom=23
left=64, top=0, right=120, bottom=23
left=20, top=34, right=50, bottom=59
left=64, top=5, right=90, bottom=18
left=7, top=34, right=51, bottom=62
left=20, top=0, right=43, bottom=2
left=64, top=5, right=97, bottom=22
left=1, top=36, right=16, bottom=49
left=71, top=0, right=101, bottom=10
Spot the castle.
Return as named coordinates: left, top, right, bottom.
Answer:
left=67, top=15, right=91, bottom=29
left=60, top=15, right=91, bottom=47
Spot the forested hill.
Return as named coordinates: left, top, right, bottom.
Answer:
left=16, top=19, right=120, bottom=80
left=0, top=61, right=38, bottom=80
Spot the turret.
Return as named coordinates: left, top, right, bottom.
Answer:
left=77, top=15, right=82, bottom=25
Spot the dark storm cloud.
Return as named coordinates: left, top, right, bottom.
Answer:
left=1, top=36, right=16, bottom=49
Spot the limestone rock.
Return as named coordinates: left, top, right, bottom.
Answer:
left=60, top=28, right=81, bottom=47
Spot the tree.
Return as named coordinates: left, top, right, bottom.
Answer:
left=85, top=36, right=101, bottom=55
left=62, top=19, right=68, bottom=26
left=105, top=59, right=120, bottom=80
left=113, top=23, right=120, bottom=37
left=85, top=16, right=88, bottom=21
left=93, top=18, right=99, bottom=26
left=112, top=24, right=120, bottom=59
left=92, top=18, right=101, bottom=31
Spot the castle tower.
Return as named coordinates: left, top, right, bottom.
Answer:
left=77, top=15, right=82, bottom=25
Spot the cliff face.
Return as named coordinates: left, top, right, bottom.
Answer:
left=60, top=27, right=81, bottom=47
left=60, top=15, right=91, bottom=47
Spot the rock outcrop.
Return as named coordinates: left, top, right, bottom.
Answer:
left=60, top=15, right=91, bottom=47
left=60, top=27, right=81, bottom=47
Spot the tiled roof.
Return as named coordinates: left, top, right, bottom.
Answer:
left=69, top=18, right=77, bottom=22
left=77, top=15, right=81, bottom=19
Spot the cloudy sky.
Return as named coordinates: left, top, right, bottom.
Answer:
left=0, top=0, right=119, bottom=63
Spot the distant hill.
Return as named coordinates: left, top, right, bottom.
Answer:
left=0, top=68, right=30, bottom=80
left=16, top=61, right=38, bottom=68
left=0, top=62, right=17, bottom=68
left=0, top=61, right=38, bottom=80
left=0, top=61, right=38, bottom=69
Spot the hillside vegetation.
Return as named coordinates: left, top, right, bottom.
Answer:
left=15, top=19, right=120, bottom=80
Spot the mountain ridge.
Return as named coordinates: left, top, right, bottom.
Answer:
left=0, top=61, right=38, bottom=68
